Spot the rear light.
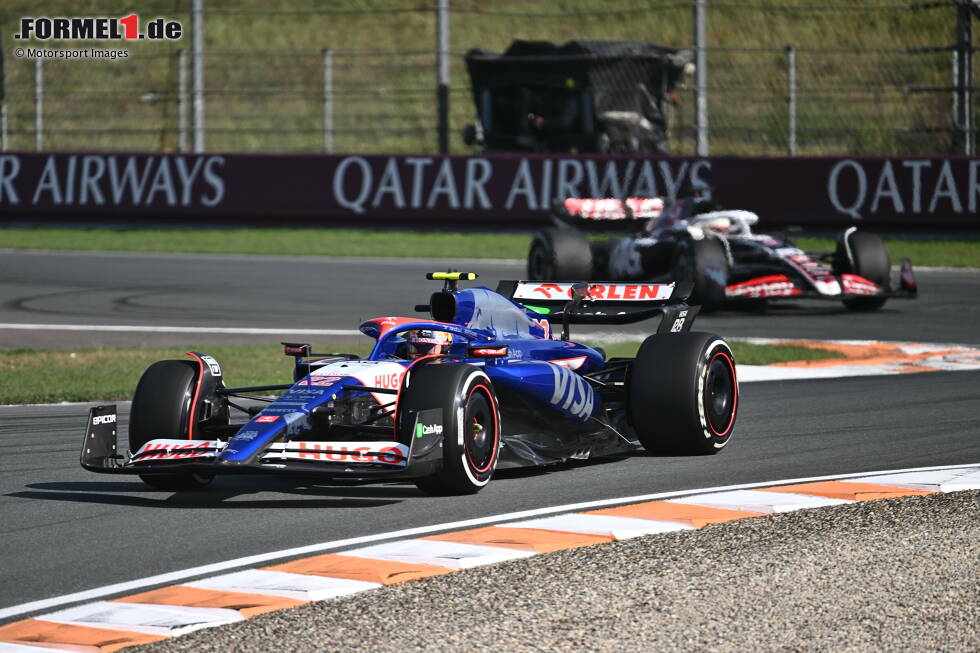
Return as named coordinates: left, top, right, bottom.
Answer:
left=468, top=346, right=509, bottom=358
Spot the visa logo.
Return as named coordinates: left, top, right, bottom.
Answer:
left=549, top=364, right=595, bottom=421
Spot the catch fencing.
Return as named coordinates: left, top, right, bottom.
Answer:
left=0, top=0, right=975, bottom=156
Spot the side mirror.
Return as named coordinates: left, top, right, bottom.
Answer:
left=468, top=346, right=508, bottom=358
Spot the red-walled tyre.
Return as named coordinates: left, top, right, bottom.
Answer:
left=628, top=332, right=738, bottom=455
left=399, top=364, right=500, bottom=495
left=129, top=360, right=213, bottom=491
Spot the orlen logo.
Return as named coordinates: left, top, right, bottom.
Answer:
left=526, top=283, right=567, bottom=299
left=91, top=413, right=117, bottom=426
left=254, top=415, right=278, bottom=423
left=587, top=283, right=671, bottom=301
left=518, top=282, right=671, bottom=301
left=14, top=15, right=182, bottom=41
left=415, top=422, right=443, bottom=438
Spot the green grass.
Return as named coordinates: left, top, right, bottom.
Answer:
left=0, top=227, right=532, bottom=260
left=587, top=340, right=845, bottom=367
left=0, top=340, right=841, bottom=405
left=2, top=227, right=979, bottom=267
left=0, top=0, right=958, bottom=155
left=0, top=344, right=370, bottom=405
left=793, top=237, right=980, bottom=269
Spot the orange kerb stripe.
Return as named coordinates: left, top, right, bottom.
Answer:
left=771, top=342, right=962, bottom=369
left=113, top=585, right=305, bottom=618
left=0, top=618, right=166, bottom=652
left=422, top=526, right=612, bottom=552
left=587, top=501, right=766, bottom=528
left=263, top=553, right=453, bottom=585
left=761, top=481, right=938, bottom=501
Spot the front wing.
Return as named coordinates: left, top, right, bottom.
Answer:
left=724, top=259, right=917, bottom=302
left=81, top=405, right=445, bottom=480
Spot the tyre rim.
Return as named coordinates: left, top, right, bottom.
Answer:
left=464, top=387, right=496, bottom=473
left=704, top=352, right=737, bottom=437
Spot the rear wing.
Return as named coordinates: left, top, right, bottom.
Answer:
left=495, top=280, right=699, bottom=338
left=551, top=197, right=663, bottom=232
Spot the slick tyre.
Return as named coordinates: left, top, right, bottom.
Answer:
left=527, top=228, right=593, bottom=280
left=671, top=235, right=729, bottom=310
left=401, top=364, right=500, bottom=495
left=628, top=332, right=738, bottom=455
left=835, top=230, right=890, bottom=311
left=129, top=360, right=213, bottom=491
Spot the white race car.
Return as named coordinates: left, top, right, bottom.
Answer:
left=528, top=196, right=917, bottom=311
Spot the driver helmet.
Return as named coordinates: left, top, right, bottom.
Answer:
left=405, top=329, right=451, bottom=358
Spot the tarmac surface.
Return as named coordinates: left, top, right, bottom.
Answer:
left=0, top=250, right=977, bottom=651
left=0, top=250, right=978, bottom=348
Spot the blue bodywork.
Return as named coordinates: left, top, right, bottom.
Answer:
left=216, top=286, right=605, bottom=465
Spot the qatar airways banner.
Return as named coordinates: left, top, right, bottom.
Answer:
left=0, top=152, right=977, bottom=228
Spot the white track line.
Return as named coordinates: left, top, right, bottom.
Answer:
left=0, top=462, right=975, bottom=621
left=0, top=323, right=362, bottom=336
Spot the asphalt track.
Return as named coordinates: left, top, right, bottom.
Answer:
left=0, top=250, right=978, bottom=348
left=0, top=250, right=978, bottom=621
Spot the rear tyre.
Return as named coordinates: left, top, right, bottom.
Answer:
left=527, top=228, right=593, bottom=280
left=834, top=230, right=890, bottom=311
left=400, top=364, right=500, bottom=495
left=628, top=332, right=738, bottom=455
left=670, top=235, right=729, bottom=310
left=130, top=360, right=213, bottom=491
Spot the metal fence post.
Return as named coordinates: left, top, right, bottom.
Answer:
left=1, top=103, right=7, bottom=151
left=35, top=58, right=43, bottom=151
left=178, top=49, right=188, bottom=153
left=953, top=1, right=974, bottom=155
left=787, top=45, right=797, bottom=156
left=323, top=48, right=333, bottom=153
left=192, top=0, right=205, bottom=153
left=694, top=0, right=708, bottom=156
left=436, top=0, right=449, bottom=154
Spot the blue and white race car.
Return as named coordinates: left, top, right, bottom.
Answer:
left=82, top=273, right=738, bottom=495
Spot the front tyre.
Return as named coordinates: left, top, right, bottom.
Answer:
left=129, top=360, right=213, bottom=491
left=400, top=364, right=501, bottom=495
left=628, top=332, right=738, bottom=455
left=834, top=230, right=890, bottom=311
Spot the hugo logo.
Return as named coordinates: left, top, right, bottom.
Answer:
left=297, top=444, right=404, bottom=464
left=373, top=371, right=404, bottom=389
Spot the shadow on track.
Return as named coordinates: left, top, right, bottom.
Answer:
left=8, top=476, right=423, bottom=510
